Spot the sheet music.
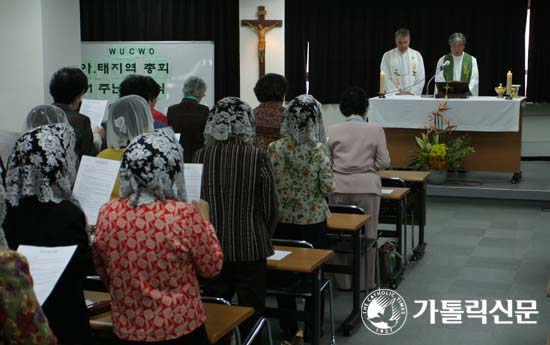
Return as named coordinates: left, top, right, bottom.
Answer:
left=80, top=99, right=108, bottom=128
left=382, top=189, right=394, bottom=194
left=17, top=245, right=77, bottom=306
left=184, top=164, right=203, bottom=202
left=267, top=250, right=292, bottom=261
left=73, top=156, right=120, bottom=225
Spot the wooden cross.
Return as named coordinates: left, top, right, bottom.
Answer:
left=241, top=6, right=282, bottom=77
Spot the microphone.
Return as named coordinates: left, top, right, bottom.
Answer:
left=423, top=60, right=450, bottom=97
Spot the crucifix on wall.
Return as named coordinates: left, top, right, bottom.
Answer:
left=241, top=6, right=282, bottom=77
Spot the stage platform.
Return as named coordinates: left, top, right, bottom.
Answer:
left=427, top=161, right=550, bottom=201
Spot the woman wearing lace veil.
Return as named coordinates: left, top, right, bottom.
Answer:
left=97, top=95, right=154, bottom=199
left=267, top=94, right=334, bottom=343
left=24, top=104, right=69, bottom=130
left=93, top=129, right=223, bottom=344
left=193, top=97, right=278, bottom=344
left=3, top=123, right=93, bottom=343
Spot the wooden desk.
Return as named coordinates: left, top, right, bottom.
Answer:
left=383, top=187, right=410, bottom=200
left=327, top=213, right=369, bottom=232
left=267, top=246, right=333, bottom=345
left=85, top=291, right=254, bottom=344
left=381, top=170, right=430, bottom=260
left=269, top=245, right=333, bottom=273
left=325, top=212, right=370, bottom=336
left=380, top=187, right=410, bottom=285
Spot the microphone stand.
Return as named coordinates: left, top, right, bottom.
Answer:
left=423, top=67, right=445, bottom=98
left=383, top=77, right=426, bottom=97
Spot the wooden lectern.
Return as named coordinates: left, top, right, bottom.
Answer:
left=435, top=81, right=470, bottom=99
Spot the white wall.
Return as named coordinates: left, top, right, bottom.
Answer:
left=0, top=0, right=45, bottom=131
left=41, top=0, right=82, bottom=103
left=239, top=0, right=285, bottom=108
left=0, top=0, right=81, bottom=132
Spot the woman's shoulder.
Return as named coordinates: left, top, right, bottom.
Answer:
left=0, top=248, right=28, bottom=268
left=97, top=147, right=124, bottom=160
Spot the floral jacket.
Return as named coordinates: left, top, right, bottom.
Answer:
left=268, top=137, right=334, bottom=225
left=0, top=249, right=57, bottom=344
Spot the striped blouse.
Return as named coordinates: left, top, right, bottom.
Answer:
left=193, top=137, right=278, bottom=262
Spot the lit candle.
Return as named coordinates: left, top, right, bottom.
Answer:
left=380, top=71, right=385, bottom=94
left=506, top=70, right=512, bottom=95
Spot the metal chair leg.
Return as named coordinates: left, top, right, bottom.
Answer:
left=327, top=280, right=336, bottom=345
left=376, top=240, right=381, bottom=289
left=243, top=317, right=273, bottom=345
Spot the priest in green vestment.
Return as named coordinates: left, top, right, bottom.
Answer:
left=435, top=33, right=479, bottom=96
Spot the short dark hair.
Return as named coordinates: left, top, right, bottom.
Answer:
left=49, top=67, right=88, bottom=104
left=253, top=73, right=288, bottom=103
left=119, top=74, right=151, bottom=101
left=339, top=87, right=368, bottom=117
left=146, top=76, right=161, bottom=99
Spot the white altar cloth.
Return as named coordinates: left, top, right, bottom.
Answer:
left=369, top=95, right=525, bottom=132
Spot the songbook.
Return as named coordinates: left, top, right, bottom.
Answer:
left=73, top=156, right=120, bottom=225
left=267, top=250, right=292, bottom=261
left=80, top=99, right=108, bottom=128
left=184, top=163, right=203, bottom=202
left=17, top=245, right=77, bottom=305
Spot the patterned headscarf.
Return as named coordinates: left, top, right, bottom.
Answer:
left=120, top=128, right=187, bottom=206
left=203, top=97, right=255, bottom=146
left=25, top=104, right=68, bottom=130
left=281, top=94, right=327, bottom=145
left=5, top=123, right=79, bottom=207
left=106, top=95, right=154, bottom=150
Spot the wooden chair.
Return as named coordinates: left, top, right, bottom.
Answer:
left=268, top=238, right=335, bottom=345
left=201, top=296, right=275, bottom=345
left=201, top=296, right=243, bottom=345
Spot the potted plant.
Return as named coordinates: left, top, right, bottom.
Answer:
left=409, top=102, right=475, bottom=184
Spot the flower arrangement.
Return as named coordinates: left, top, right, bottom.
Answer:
left=409, top=102, right=474, bottom=171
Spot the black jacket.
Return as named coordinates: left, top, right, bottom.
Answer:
left=167, top=98, right=209, bottom=162
left=4, top=197, right=93, bottom=344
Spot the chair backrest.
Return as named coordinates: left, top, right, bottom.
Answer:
left=381, top=177, right=406, bottom=188
left=272, top=238, right=313, bottom=248
left=201, top=296, right=232, bottom=306
left=328, top=204, right=366, bottom=215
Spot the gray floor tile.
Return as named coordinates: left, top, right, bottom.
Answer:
left=477, top=237, right=531, bottom=249
left=484, top=228, right=534, bottom=240
left=456, top=267, right=517, bottom=284
left=465, top=256, right=521, bottom=271
left=310, top=191, right=550, bottom=345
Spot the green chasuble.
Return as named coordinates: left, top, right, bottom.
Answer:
left=443, top=53, right=473, bottom=82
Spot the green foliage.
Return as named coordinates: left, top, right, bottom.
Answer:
left=409, top=102, right=475, bottom=171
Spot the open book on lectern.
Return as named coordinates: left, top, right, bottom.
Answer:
left=435, top=81, right=471, bottom=98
